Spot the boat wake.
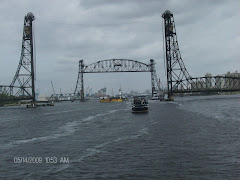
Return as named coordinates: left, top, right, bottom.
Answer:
left=0, top=108, right=128, bottom=150
left=48, top=126, right=149, bottom=173
left=43, top=107, right=92, bottom=115
left=84, top=128, right=148, bottom=158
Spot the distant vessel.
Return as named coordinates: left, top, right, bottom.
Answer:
left=100, top=88, right=127, bottom=103
left=110, top=97, right=123, bottom=102
left=100, top=96, right=123, bottom=103
left=110, top=88, right=122, bottom=102
left=151, top=92, right=159, bottom=100
left=100, top=96, right=110, bottom=103
left=132, top=96, right=148, bottom=113
left=151, top=92, right=164, bottom=101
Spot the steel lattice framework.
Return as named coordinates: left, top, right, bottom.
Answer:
left=74, top=59, right=161, bottom=101
left=47, top=93, right=75, bottom=102
left=162, top=10, right=191, bottom=99
left=84, top=59, right=151, bottom=73
left=174, top=76, right=240, bottom=93
left=0, top=12, right=36, bottom=105
left=162, top=10, right=240, bottom=98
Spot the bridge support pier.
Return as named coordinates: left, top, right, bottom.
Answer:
left=74, top=60, right=85, bottom=102
left=167, top=94, right=174, bottom=101
left=150, top=59, right=155, bottom=97
left=150, top=59, right=161, bottom=97
left=80, top=60, right=84, bottom=102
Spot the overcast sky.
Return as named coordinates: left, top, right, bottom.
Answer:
left=0, top=0, right=239, bottom=95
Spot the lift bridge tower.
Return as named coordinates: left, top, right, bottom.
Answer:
left=10, top=12, right=36, bottom=106
left=162, top=10, right=191, bottom=100
left=161, top=10, right=240, bottom=98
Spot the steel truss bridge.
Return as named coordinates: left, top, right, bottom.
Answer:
left=1, top=11, right=240, bottom=104
left=48, top=11, right=240, bottom=102
left=0, top=12, right=36, bottom=105
left=162, top=10, right=240, bottom=99
left=48, top=93, right=75, bottom=102
left=72, top=59, right=161, bottom=101
left=170, top=76, right=240, bottom=93
left=48, top=59, right=162, bottom=102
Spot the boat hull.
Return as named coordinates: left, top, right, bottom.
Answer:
left=132, top=106, right=148, bottom=113
left=110, top=99, right=123, bottom=102
left=100, top=98, right=123, bottom=103
left=100, top=99, right=110, bottom=103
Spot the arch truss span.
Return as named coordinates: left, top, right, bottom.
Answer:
left=74, top=59, right=161, bottom=101
left=84, top=59, right=151, bottom=73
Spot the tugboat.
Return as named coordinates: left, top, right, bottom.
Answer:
left=110, top=88, right=123, bottom=102
left=132, top=96, right=148, bottom=113
left=100, top=88, right=125, bottom=103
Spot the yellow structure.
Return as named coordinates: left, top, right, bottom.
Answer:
left=110, top=98, right=123, bottom=102
left=100, top=99, right=110, bottom=103
left=99, top=88, right=124, bottom=103
left=100, top=97, right=123, bottom=103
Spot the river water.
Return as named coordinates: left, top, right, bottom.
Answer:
left=0, top=94, right=239, bottom=179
